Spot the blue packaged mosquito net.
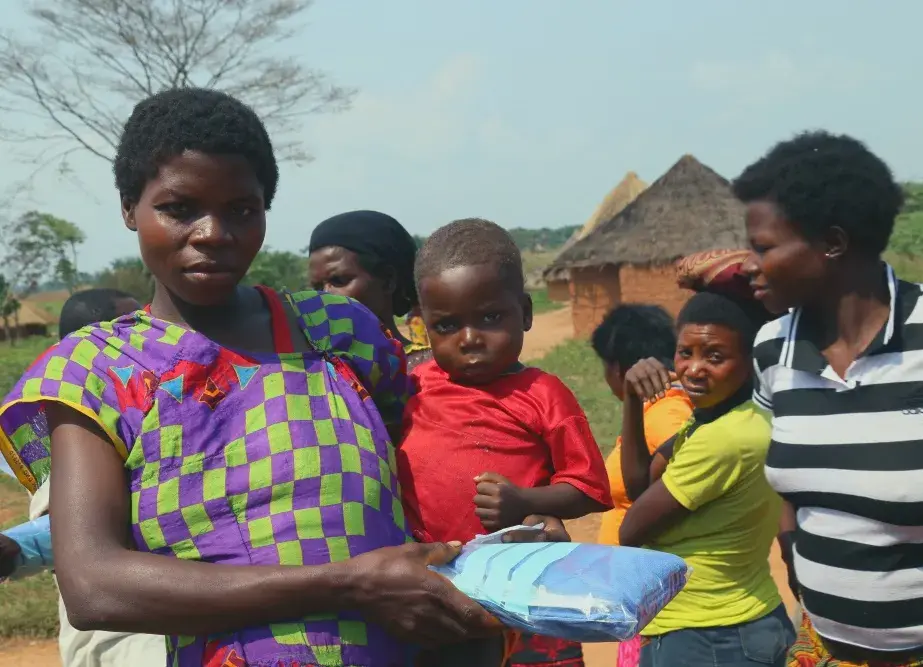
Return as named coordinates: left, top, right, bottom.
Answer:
left=430, top=526, right=689, bottom=642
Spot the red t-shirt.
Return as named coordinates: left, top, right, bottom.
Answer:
left=397, top=360, right=613, bottom=544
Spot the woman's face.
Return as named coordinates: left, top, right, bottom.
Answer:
left=122, top=150, right=266, bottom=307
left=743, top=200, right=832, bottom=312
left=674, top=323, right=750, bottom=409
left=308, top=246, right=393, bottom=323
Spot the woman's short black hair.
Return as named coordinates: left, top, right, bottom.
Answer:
left=59, top=288, right=136, bottom=339
left=677, top=292, right=770, bottom=352
left=732, top=130, right=903, bottom=257
left=592, top=304, right=676, bottom=370
left=114, top=88, right=278, bottom=208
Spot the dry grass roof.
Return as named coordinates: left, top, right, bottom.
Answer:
left=549, top=155, right=747, bottom=271
left=16, top=300, right=54, bottom=326
left=545, top=171, right=647, bottom=281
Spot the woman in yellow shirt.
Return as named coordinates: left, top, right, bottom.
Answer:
left=592, top=304, right=694, bottom=667
left=619, top=291, right=794, bottom=667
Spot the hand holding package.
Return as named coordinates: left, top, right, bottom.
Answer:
left=430, top=530, right=688, bottom=642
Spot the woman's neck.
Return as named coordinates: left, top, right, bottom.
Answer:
left=804, top=259, right=889, bottom=349
left=150, top=283, right=250, bottom=332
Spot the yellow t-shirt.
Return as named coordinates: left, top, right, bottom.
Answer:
left=642, top=400, right=782, bottom=635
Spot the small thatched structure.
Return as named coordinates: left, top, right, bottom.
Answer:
left=549, top=154, right=747, bottom=337
left=0, top=300, right=54, bottom=341
left=544, top=172, right=646, bottom=301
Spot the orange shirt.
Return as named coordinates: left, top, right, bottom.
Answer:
left=597, top=387, right=693, bottom=545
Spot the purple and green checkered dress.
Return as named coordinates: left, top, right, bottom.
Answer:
left=0, top=289, right=415, bottom=667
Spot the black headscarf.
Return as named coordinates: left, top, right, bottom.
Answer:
left=309, top=210, right=418, bottom=315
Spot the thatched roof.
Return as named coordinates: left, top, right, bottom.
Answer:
left=545, top=171, right=647, bottom=281
left=16, top=300, right=55, bottom=327
left=549, top=155, right=746, bottom=271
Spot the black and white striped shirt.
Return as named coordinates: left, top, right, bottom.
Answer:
left=753, top=264, right=923, bottom=652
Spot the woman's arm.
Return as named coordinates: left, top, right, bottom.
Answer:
left=777, top=501, right=799, bottom=598
left=48, top=404, right=496, bottom=646
left=620, top=394, right=652, bottom=501
left=620, top=358, right=674, bottom=500
left=618, top=481, right=689, bottom=546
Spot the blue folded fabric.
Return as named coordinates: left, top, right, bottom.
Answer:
left=430, top=535, right=688, bottom=642
left=1, top=515, right=53, bottom=580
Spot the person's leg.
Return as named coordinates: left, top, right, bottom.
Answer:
left=714, top=605, right=795, bottom=667
left=638, top=629, right=717, bottom=667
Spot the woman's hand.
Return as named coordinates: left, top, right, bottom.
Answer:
left=623, top=357, right=674, bottom=403
left=346, top=542, right=501, bottom=647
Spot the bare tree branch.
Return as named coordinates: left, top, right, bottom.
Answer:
left=0, top=0, right=355, bottom=171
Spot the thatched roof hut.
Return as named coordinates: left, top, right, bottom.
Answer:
left=551, top=154, right=747, bottom=336
left=0, top=299, right=54, bottom=341
left=544, top=171, right=646, bottom=301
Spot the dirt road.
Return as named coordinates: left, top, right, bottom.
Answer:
left=521, top=306, right=574, bottom=361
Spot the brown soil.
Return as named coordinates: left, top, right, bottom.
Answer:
left=0, top=639, right=60, bottom=666
left=521, top=306, right=574, bottom=361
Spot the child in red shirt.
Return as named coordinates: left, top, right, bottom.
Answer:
left=398, top=218, right=613, bottom=667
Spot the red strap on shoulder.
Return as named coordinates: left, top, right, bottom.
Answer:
left=255, top=285, right=295, bottom=354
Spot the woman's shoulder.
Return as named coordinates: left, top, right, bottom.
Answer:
left=692, top=400, right=771, bottom=455
left=285, top=289, right=386, bottom=343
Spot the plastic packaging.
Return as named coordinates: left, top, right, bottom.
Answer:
left=1, top=515, right=53, bottom=580
left=430, top=527, right=689, bottom=642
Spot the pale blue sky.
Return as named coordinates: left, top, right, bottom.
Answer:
left=1, top=0, right=921, bottom=272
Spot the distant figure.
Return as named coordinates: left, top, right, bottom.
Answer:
left=58, top=288, right=142, bottom=340
left=308, top=209, right=434, bottom=371
left=1, top=287, right=162, bottom=667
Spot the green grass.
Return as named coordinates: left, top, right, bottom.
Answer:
left=0, top=336, right=61, bottom=639
left=534, top=339, right=622, bottom=456
left=0, top=477, right=59, bottom=639
left=529, top=288, right=564, bottom=315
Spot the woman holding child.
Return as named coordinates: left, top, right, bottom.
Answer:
left=0, top=88, right=508, bottom=667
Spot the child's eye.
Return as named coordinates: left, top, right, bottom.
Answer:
left=482, top=313, right=501, bottom=324
left=676, top=349, right=692, bottom=359
left=232, top=205, right=256, bottom=217
left=433, top=322, right=458, bottom=335
left=708, top=353, right=724, bottom=363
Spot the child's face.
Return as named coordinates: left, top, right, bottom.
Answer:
left=419, top=265, right=532, bottom=385
left=674, top=323, right=750, bottom=409
left=122, top=150, right=266, bottom=307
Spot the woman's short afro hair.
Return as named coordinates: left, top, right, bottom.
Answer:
left=114, top=88, right=278, bottom=208
left=592, top=304, right=676, bottom=371
left=677, top=291, right=771, bottom=353
left=732, top=131, right=903, bottom=257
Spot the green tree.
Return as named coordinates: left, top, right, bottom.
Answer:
left=3, top=211, right=86, bottom=295
left=244, top=248, right=307, bottom=291
left=0, top=275, right=21, bottom=345
left=95, top=257, right=154, bottom=303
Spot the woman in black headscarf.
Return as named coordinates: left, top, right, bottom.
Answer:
left=308, top=210, right=433, bottom=371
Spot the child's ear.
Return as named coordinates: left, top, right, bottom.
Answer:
left=121, top=198, right=137, bottom=232
left=522, top=292, right=533, bottom=332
